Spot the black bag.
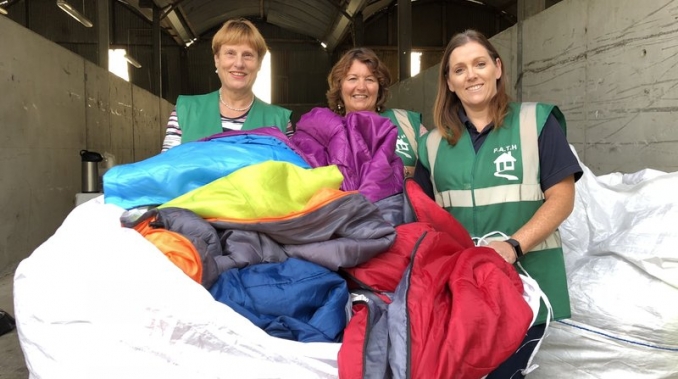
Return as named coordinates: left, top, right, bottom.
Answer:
left=0, top=309, right=16, bottom=336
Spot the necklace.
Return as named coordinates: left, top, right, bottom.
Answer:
left=219, top=89, right=254, bottom=112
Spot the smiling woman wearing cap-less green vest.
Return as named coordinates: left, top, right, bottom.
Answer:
left=413, top=30, right=583, bottom=379
left=321, top=47, right=427, bottom=177
left=161, top=18, right=291, bottom=152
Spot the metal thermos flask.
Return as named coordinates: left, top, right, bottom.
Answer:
left=80, top=150, right=103, bottom=193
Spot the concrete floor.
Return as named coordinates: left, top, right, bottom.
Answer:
left=0, top=264, right=29, bottom=379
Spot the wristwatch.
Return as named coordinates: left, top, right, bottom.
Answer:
left=506, top=238, right=523, bottom=259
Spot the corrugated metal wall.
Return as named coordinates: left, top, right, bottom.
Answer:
left=11, top=0, right=182, bottom=100
left=5, top=0, right=519, bottom=118
left=353, top=0, right=514, bottom=85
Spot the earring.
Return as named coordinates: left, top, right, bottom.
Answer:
left=337, top=103, right=343, bottom=110
left=377, top=106, right=382, bottom=112
left=215, top=69, right=218, bottom=73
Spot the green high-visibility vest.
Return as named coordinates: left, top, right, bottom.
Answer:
left=380, top=108, right=422, bottom=167
left=419, top=102, right=570, bottom=324
left=175, top=91, right=291, bottom=143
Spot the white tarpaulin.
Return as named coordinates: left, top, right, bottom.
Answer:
left=13, top=197, right=340, bottom=379
left=532, top=163, right=678, bottom=378
left=14, top=158, right=678, bottom=378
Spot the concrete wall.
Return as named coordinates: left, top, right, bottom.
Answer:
left=0, top=16, right=170, bottom=273
left=387, top=0, right=678, bottom=175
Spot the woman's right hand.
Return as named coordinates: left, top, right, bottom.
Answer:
left=487, top=240, right=517, bottom=264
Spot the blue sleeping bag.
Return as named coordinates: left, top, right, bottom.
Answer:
left=209, top=258, right=349, bottom=343
left=104, top=128, right=310, bottom=209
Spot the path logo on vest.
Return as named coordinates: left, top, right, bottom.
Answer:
left=396, top=135, right=412, bottom=159
left=493, top=146, right=519, bottom=181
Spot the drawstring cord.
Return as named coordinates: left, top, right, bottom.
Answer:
left=516, top=261, right=553, bottom=376
left=473, top=230, right=509, bottom=247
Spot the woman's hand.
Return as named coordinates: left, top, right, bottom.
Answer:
left=487, top=240, right=517, bottom=264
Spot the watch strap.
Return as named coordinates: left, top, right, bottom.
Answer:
left=506, top=238, right=523, bottom=259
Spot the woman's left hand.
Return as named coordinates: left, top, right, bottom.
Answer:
left=487, top=241, right=517, bottom=264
